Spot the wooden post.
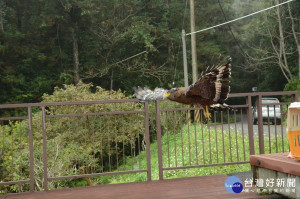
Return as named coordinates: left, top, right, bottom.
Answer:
left=190, top=0, right=200, bottom=123
left=190, top=0, right=198, bottom=83
left=182, top=29, right=192, bottom=125
left=182, top=29, right=188, bottom=88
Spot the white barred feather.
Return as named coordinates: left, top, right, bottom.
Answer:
left=134, top=87, right=168, bottom=102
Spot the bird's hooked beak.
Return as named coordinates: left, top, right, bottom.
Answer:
left=164, top=93, right=170, bottom=99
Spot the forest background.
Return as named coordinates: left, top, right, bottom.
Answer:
left=1, top=0, right=300, bottom=192
left=0, top=0, right=300, bottom=104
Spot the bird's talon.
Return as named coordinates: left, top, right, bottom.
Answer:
left=203, top=111, right=211, bottom=121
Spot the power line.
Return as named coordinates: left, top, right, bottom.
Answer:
left=186, top=0, right=295, bottom=36
left=93, top=2, right=189, bottom=77
left=111, top=0, right=189, bottom=77
left=110, top=50, right=147, bottom=67
left=217, top=0, right=247, bottom=56
left=88, top=0, right=163, bottom=69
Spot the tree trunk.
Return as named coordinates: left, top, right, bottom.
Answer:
left=297, top=18, right=300, bottom=80
left=16, top=0, right=22, bottom=32
left=276, top=1, right=292, bottom=82
left=288, top=3, right=300, bottom=79
left=71, top=24, right=80, bottom=84
left=298, top=45, right=300, bottom=79
left=0, top=5, right=4, bottom=33
left=110, top=70, right=113, bottom=91
left=79, top=167, right=94, bottom=186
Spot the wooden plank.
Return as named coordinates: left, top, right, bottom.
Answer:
left=250, top=153, right=300, bottom=176
left=4, top=175, right=276, bottom=199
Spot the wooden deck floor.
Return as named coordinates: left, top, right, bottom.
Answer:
left=4, top=175, right=284, bottom=199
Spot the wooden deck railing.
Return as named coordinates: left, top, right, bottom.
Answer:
left=0, top=91, right=298, bottom=193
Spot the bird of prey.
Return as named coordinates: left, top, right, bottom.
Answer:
left=134, top=56, right=232, bottom=120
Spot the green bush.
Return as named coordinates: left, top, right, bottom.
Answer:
left=283, top=78, right=300, bottom=102
left=0, top=82, right=145, bottom=193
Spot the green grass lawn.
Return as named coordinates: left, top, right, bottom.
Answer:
left=91, top=123, right=289, bottom=185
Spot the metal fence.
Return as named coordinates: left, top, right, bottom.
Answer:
left=0, top=99, right=151, bottom=193
left=0, top=91, right=298, bottom=193
left=155, top=91, right=298, bottom=180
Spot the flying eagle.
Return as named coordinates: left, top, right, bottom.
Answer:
left=134, top=56, right=232, bottom=120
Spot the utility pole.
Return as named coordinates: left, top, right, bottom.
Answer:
left=182, top=29, right=188, bottom=88
left=182, top=29, right=192, bottom=125
left=190, top=0, right=200, bottom=124
left=190, top=0, right=198, bottom=83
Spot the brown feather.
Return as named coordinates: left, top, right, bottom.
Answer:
left=184, top=56, right=231, bottom=105
left=135, top=56, right=232, bottom=110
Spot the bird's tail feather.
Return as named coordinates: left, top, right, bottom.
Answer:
left=134, top=87, right=168, bottom=102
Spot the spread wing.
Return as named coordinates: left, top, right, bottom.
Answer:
left=186, top=56, right=231, bottom=104
left=134, top=87, right=168, bottom=102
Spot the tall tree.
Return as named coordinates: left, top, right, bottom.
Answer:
left=242, top=0, right=298, bottom=83
left=0, top=0, right=4, bottom=33
left=288, top=2, right=300, bottom=79
left=69, top=4, right=81, bottom=84
left=52, top=0, right=86, bottom=84
left=2, top=0, right=297, bottom=105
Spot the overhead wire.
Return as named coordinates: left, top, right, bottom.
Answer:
left=87, top=0, right=295, bottom=83
left=86, top=0, right=158, bottom=76
left=217, top=0, right=247, bottom=56
left=186, top=0, right=295, bottom=36
left=106, top=0, right=188, bottom=87
left=88, top=1, right=190, bottom=82
left=109, top=51, right=147, bottom=67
